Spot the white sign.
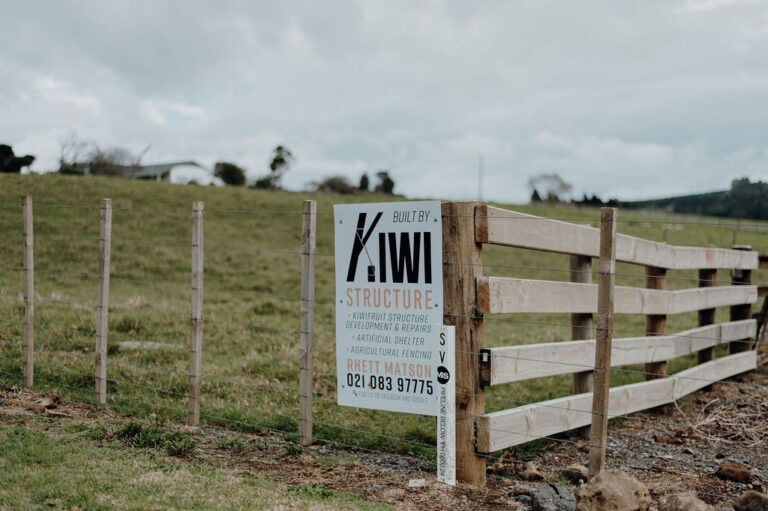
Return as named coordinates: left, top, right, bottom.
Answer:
left=436, top=325, right=456, bottom=486
left=334, top=201, right=443, bottom=415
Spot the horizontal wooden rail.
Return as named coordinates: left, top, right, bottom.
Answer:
left=481, top=319, right=756, bottom=386
left=475, top=206, right=758, bottom=270
left=476, top=351, right=756, bottom=453
left=477, top=277, right=757, bottom=315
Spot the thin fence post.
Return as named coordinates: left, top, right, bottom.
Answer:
left=644, top=266, right=667, bottom=381
left=570, top=255, right=593, bottom=438
left=95, top=199, right=112, bottom=404
left=588, top=207, right=617, bottom=475
left=697, top=268, right=717, bottom=367
left=299, top=199, right=316, bottom=446
left=730, top=245, right=752, bottom=354
left=187, top=201, right=204, bottom=426
left=442, top=201, right=485, bottom=486
left=22, top=195, right=34, bottom=389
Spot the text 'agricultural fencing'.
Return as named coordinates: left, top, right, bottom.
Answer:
left=0, top=195, right=766, bottom=501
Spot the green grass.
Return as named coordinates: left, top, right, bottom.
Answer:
left=0, top=425, right=390, bottom=510
left=0, top=172, right=765, bottom=461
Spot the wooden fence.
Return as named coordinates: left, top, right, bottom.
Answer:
left=443, top=202, right=760, bottom=485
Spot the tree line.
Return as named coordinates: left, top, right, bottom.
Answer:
left=6, top=133, right=398, bottom=195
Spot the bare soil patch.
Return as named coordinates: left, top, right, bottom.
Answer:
left=1, top=369, right=766, bottom=510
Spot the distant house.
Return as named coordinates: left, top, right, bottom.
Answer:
left=72, top=160, right=222, bottom=186
left=131, top=161, right=221, bottom=186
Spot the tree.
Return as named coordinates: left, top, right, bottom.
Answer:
left=214, top=162, right=246, bottom=186
left=57, top=132, right=141, bottom=176
left=310, top=175, right=357, bottom=194
left=88, top=146, right=140, bottom=176
left=359, top=173, right=370, bottom=192
left=527, top=173, right=572, bottom=203
left=530, top=189, right=542, bottom=203
left=58, top=131, right=90, bottom=174
left=374, top=170, right=395, bottom=195
left=0, top=144, right=35, bottom=173
left=252, top=145, right=295, bottom=190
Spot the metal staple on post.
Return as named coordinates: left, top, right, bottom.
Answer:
left=22, top=195, right=34, bottom=388
left=95, top=198, right=112, bottom=404
left=588, top=207, right=617, bottom=475
left=299, top=199, right=317, bottom=446
left=187, top=201, right=204, bottom=426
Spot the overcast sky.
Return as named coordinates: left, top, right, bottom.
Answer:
left=2, top=1, right=767, bottom=202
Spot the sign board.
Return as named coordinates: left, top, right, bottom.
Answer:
left=436, top=325, right=456, bottom=486
left=334, top=201, right=443, bottom=415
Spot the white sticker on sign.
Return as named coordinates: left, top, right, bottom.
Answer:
left=436, top=325, right=456, bottom=486
left=334, top=201, right=443, bottom=415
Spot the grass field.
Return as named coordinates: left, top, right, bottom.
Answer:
left=0, top=172, right=766, bottom=461
left=0, top=418, right=390, bottom=510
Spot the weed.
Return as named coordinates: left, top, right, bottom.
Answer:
left=215, top=436, right=248, bottom=452
left=115, top=317, right=143, bottom=334
left=116, top=422, right=195, bottom=455
left=284, top=443, right=303, bottom=456
left=289, top=483, right=335, bottom=499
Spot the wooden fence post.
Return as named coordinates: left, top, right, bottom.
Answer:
left=644, top=266, right=667, bottom=380
left=443, top=201, right=485, bottom=486
left=570, top=255, right=593, bottom=438
left=299, top=199, right=316, bottom=446
left=729, top=245, right=752, bottom=354
left=187, top=201, right=204, bottom=426
left=697, top=268, right=717, bottom=364
left=95, top=199, right=112, bottom=404
left=22, top=195, right=34, bottom=389
left=588, top=207, right=617, bottom=475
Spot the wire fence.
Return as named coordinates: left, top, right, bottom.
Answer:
left=0, top=197, right=766, bottom=503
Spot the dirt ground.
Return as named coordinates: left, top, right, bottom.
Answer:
left=0, top=368, right=766, bottom=511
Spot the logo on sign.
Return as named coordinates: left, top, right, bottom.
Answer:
left=346, top=212, right=433, bottom=284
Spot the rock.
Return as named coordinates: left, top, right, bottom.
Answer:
left=407, top=478, right=426, bottom=488
left=520, top=462, right=547, bottom=482
left=518, top=495, right=532, bottom=504
left=715, top=460, right=751, bottom=484
left=531, top=483, right=576, bottom=511
left=575, top=470, right=651, bottom=511
left=658, top=492, right=712, bottom=511
left=39, top=396, right=59, bottom=409
left=562, top=465, right=589, bottom=485
left=733, top=491, right=768, bottom=511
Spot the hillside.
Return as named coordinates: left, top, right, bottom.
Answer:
left=0, top=173, right=767, bottom=506
left=626, top=178, right=768, bottom=221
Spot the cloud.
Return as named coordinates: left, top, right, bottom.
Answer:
left=1, top=1, right=767, bottom=201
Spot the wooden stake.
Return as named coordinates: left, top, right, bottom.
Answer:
left=187, top=202, right=204, bottom=426
left=299, top=200, right=316, bottom=446
left=95, top=199, right=112, bottom=404
left=570, top=255, right=593, bottom=438
left=588, top=207, right=617, bottom=475
left=644, top=266, right=667, bottom=380
left=443, top=201, right=485, bottom=486
left=730, top=245, right=752, bottom=354
left=22, top=195, right=34, bottom=389
left=697, top=268, right=717, bottom=366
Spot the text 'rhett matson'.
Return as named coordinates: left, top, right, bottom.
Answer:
left=344, top=210, right=435, bottom=310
